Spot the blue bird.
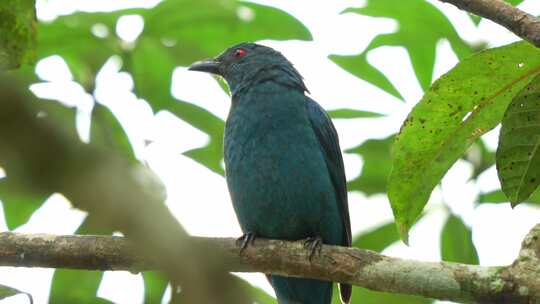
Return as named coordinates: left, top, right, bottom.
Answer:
left=189, top=43, right=352, bottom=304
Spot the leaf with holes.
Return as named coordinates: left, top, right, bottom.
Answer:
left=330, top=0, right=471, bottom=98
left=496, top=74, right=540, bottom=206
left=441, top=214, right=479, bottom=264
left=388, top=41, right=540, bottom=242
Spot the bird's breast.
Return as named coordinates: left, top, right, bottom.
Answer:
left=223, top=91, right=339, bottom=240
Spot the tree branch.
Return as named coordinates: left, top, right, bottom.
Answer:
left=439, top=0, right=540, bottom=48
left=1, top=224, right=539, bottom=304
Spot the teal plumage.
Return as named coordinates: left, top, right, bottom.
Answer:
left=189, top=43, right=351, bottom=304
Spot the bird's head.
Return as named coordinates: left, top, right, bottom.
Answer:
left=188, top=42, right=307, bottom=94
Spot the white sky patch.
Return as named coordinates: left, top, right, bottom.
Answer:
left=35, top=55, right=73, bottom=82
left=116, top=14, right=145, bottom=43
left=151, top=111, right=209, bottom=154
left=172, top=67, right=231, bottom=121
left=433, top=39, right=460, bottom=81
left=98, top=271, right=144, bottom=304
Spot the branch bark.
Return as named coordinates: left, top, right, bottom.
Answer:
left=439, top=0, right=540, bottom=48
left=1, top=224, right=539, bottom=304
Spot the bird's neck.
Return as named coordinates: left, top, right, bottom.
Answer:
left=229, top=63, right=308, bottom=97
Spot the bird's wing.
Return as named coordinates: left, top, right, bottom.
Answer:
left=306, top=97, right=352, bottom=304
left=305, top=97, right=351, bottom=246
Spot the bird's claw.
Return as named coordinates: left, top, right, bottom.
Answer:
left=237, top=232, right=256, bottom=254
left=303, top=236, right=323, bottom=261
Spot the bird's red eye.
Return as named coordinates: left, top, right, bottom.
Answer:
left=234, top=48, right=246, bottom=58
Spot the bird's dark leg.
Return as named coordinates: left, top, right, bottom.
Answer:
left=236, top=232, right=257, bottom=254
left=303, top=236, right=323, bottom=261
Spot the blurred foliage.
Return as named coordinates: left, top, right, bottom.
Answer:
left=37, top=0, right=311, bottom=175
left=463, top=139, right=495, bottom=180
left=496, top=74, right=540, bottom=207
left=328, top=109, right=383, bottom=119
left=90, top=103, right=136, bottom=163
left=0, top=178, right=48, bottom=230
left=0, top=284, right=31, bottom=303
left=388, top=41, right=540, bottom=241
left=330, top=0, right=472, bottom=99
left=142, top=271, right=168, bottom=303
left=352, top=221, right=399, bottom=252
left=441, top=214, right=479, bottom=265
left=0, top=0, right=36, bottom=69
left=331, top=284, right=432, bottom=304
left=478, top=187, right=540, bottom=205
left=346, top=136, right=394, bottom=196
left=2, top=0, right=540, bottom=302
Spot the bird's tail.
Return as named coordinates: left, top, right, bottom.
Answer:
left=271, top=275, right=332, bottom=304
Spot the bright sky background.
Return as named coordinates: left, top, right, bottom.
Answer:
left=1, top=0, right=540, bottom=303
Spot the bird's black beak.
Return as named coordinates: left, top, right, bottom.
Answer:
left=188, top=59, right=221, bottom=75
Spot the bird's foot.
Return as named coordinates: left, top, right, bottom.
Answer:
left=236, top=232, right=256, bottom=254
left=303, top=236, right=323, bottom=261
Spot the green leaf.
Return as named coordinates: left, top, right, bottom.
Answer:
left=478, top=188, right=540, bottom=205
left=49, top=270, right=112, bottom=304
left=0, top=284, right=32, bottom=303
left=388, top=41, right=540, bottom=241
left=463, top=139, right=495, bottom=180
left=49, top=216, right=113, bottom=303
left=90, top=103, right=136, bottom=163
left=328, top=109, right=384, bottom=119
left=346, top=136, right=394, bottom=196
left=352, top=221, right=400, bottom=252
left=496, top=74, right=540, bottom=207
left=332, top=0, right=472, bottom=96
left=142, top=272, right=168, bottom=304
left=0, top=0, right=36, bottom=70
left=332, top=285, right=432, bottom=304
left=441, top=214, right=479, bottom=264
left=0, top=178, right=48, bottom=230
left=141, top=1, right=312, bottom=65
left=330, top=53, right=403, bottom=100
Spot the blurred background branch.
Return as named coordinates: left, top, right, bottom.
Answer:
left=0, top=77, right=249, bottom=303
left=0, top=224, right=539, bottom=303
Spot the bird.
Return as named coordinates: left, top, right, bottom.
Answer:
left=189, top=42, right=352, bottom=304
